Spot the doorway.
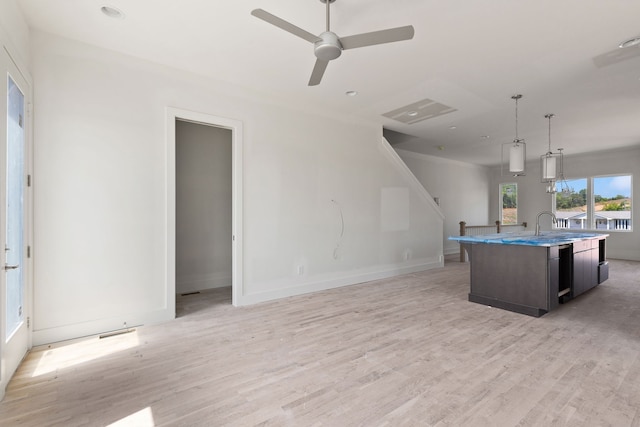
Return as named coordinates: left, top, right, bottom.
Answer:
left=175, top=120, right=231, bottom=303
left=166, top=108, right=243, bottom=311
left=0, top=46, right=32, bottom=400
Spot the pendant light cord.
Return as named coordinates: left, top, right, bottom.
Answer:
left=512, top=94, right=523, bottom=144
left=515, top=97, right=519, bottom=141
left=545, top=113, right=554, bottom=154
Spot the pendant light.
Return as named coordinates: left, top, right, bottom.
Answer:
left=540, top=113, right=564, bottom=193
left=556, top=148, right=570, bottom=194
left=501, top=94, right=526, bottom=176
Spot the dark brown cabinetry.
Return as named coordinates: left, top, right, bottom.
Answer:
left=572, top=238, right=608, bottom=297
left=572, top=239, right=598, bottom=297
left=464, top=236, right=607, bottom=317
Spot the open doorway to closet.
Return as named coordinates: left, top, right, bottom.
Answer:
left=166, top=108, right=243, bottom=313
left=176, top=120, right=231, bottom=311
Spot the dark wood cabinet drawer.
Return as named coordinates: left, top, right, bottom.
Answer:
left=598, top=261, right=609, bottom=284
left=573, top=240, right=591, bottom=253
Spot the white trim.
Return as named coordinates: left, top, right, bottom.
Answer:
left=379, top=138, right=445, bottom=220
left=444, top=246, right=460, bottom=256
left=0, top=39, right=33, bottom=398
left=177, top=272, right=232, bottom=294
left=166, top=107, right=244, bottom=308
left=33, top=309, right=168, bottom=346
left=238, top=257, right=443, bottom=306
left=395, top=147, right=489, bottom=171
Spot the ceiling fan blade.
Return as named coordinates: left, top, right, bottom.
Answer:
left=308, top=59, right=329, bottom=86
left=339, top=25, right=415, bottom=50
left=251, top=9, right=322, bottom=44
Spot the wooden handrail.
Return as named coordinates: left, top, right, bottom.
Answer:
left=458, top=220, right=528, bottom=262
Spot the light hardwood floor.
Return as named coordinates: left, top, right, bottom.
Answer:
left=1, top=257, right=640, bottom=426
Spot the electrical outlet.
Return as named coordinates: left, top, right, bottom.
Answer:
left=297, top=265, right=304, bottom=275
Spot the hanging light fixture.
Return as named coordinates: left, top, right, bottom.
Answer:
left=556, top=148, right=571, bottom=194
left=540, top=113, right=564, bottom=193
left=502, top=94, right=526, bottom=176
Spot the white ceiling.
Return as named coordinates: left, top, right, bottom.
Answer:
left=18, top=0, right=640, bottom=166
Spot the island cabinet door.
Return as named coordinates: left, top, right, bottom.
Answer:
left=469, top=244, right=549, bottom=312
left=547, top=249, right=560, bottom=311
left=573, top=250, right=589, bottom=296
left=572, top=240, right=598, bottom=297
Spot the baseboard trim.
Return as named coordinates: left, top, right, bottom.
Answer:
left=177, top=274, right=232, bottom=294
left=444, top=246, right=460, bottom=256
left=236, top=258, right=443, bottom=306
left=32, top=307, right=174, bottom=346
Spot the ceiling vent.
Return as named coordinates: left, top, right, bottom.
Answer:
left=383, top=98, right=457, bottom=124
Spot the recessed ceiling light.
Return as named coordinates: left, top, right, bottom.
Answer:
left=480, top=135, right=490, bottom=139
left=345, top=90, right=358, bottom=97
left=101, top=6, right=125, bottom=19
left=449, top=126, right=457, bottom=130
left=619, top=37, right=640, bottom=49
left=407, top=110, right=418, bottom=117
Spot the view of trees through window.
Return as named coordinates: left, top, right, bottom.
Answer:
left=500, top=183, right=517, bottom=225
left=555, top=178, right=588, bottom=211
left=555, top=175, right=632, bottom=230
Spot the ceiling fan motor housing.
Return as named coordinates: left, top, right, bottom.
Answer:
left=314, top=31, right=342, bottom=61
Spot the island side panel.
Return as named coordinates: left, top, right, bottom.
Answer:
left=468, top=243, right=550, bottom=316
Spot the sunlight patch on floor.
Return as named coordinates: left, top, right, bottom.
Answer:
left=32, top=330, right=140, bottom=377
left=107, top=406, right=155, bottom=427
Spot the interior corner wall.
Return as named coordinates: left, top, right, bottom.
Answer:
left=30, top=31, right=443, bottom=344
left=489, top=146, right=640, bottom=261
left=176, top=121, right=232, bottom=294
left=0, top=0, right=30, bottom=68
left=395, top=149, right=491, bottom=255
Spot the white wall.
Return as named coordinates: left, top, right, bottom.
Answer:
left=489, top=146, right=640, bottom=261
left=0, top=3, right=32, bottom=398
left=30, top=31, right=444, bottom=344
left=0, top=0, right=30, bottom=68
left=395, top=149, right=491, bottom=255
left=176, top=121, right=232, bottom=293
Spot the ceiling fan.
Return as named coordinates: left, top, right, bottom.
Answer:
left=251, top=0, right=415, bottom=86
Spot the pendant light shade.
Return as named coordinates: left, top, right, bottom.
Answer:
left=540, top=113, right=563, bottom=190
left=501, top=94, right=526, bottom=176
left=509, top=143, right=525, bottom=173
left=542, top=155, right=556, bottom=180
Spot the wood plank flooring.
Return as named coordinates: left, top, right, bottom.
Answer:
left=1, top=257, right=640, bottom=426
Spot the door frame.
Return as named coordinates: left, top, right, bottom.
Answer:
left=166, top=107, right=243, bottom=308
left=0, top=43, right=33, bottom=400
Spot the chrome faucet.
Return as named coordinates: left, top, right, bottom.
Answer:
left=535, top=211, right=557, bottom=236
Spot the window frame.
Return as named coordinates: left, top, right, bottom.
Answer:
left=554, top=174, right=632, bottom=232
left=500, top=182, right=518, bottom=225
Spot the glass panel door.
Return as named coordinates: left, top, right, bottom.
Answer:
left=1, top=45, right=30, bottom=399
left=5, top=75, right=24, bottom=339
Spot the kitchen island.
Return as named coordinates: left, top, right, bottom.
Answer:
left=450, top=231, right=608, bottom=317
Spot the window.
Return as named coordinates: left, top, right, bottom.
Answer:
left=555, top=178, right=587, bottom=229
left=555, top=175, right=632, bottom=231
left=594, top=175, right=632, bottom=230
left=500, top=183, right=517, bottom=225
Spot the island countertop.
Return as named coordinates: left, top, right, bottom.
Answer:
left=451, top=231, right=609, bottom=317
left=449, top=230, right=609, bottom=247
